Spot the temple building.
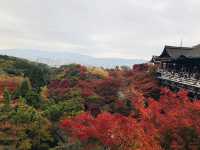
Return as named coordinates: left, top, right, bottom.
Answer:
left=152, top=44, right=200, bottom=98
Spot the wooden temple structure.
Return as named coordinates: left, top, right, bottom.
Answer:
left=152, top=44, right=200, bottom=98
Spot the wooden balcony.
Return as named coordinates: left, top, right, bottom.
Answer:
left=157, top=69, right=200, bottom=95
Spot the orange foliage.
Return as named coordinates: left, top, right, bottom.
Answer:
left=60, top=112, right=161, bottom=150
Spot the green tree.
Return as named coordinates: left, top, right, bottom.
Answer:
left=20, top=79, right=32, bottom=97
left=44, top=98, right=84, bottom=122
left=10, top=102, right=52, bottom=150
left=25, top=90, right=42, bottom=108
left=3, top=88, right=11, bottom=105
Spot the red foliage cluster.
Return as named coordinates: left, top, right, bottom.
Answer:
left=133, top=88, right=200, bottom=150
left=48, top=65, right=121, bottom=103
left=94, top=78, right=121, bottom=102
left=60, top=112, right=161, bottom=150
left=0, top=79, right=19, bottom=101
left=61, top=88, right=200, bottom=150
left=77, top=77, right=121, bottom=99
left=76, top=78, right=121, bottom=116
left=109, top=64, right=160, bottom=101
left=125, top=64, right=160, bottom=98
left=52, top=64, right=200, bottom=149
left=76, top=80, right=95, bottom=97
left=132, top=64, right=149, bottom=72
left=0, top=80, right=18, bottom=92
left=48, top=79, right=70, bottom=100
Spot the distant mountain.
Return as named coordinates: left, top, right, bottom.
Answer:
left=0, top=49, right=146, bottom=68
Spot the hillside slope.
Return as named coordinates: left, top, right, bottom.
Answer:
left=0, top=55, right=51, bottom=89
left=0, top=49, right=146, bottom=68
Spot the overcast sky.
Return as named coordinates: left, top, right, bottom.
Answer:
left=0, top=0, right=200, bottom=60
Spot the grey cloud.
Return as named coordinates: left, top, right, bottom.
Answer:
left=0, top=0, right=200, bottom=59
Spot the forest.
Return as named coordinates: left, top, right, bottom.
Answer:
left=0, top=55, right=200, bottom=150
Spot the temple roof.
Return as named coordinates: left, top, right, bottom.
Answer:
left=159, top=44, right=200, bottom=59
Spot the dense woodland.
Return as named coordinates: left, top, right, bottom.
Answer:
left=0, top=55, right=200, bottom=150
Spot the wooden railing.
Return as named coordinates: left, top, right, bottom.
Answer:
left=157, top=69, right=200, bottom=88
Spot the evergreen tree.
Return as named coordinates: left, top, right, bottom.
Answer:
left=3, top=88, right=11, bottom=105
left=19, top=78, right=32, bottom=97
left=25, top=90, right=42, bottom=108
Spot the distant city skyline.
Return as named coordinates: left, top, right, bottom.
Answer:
left=0, top=0, right=200, bottom=60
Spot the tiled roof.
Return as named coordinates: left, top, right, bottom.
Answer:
left=159, top=45, right=200, bottom=59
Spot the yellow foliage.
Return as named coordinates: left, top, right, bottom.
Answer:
left=40, top=86, right=49, bottom=101
left=87, top=67, right=109, bottom=79
left=0, top=75, right=24, bottom=82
